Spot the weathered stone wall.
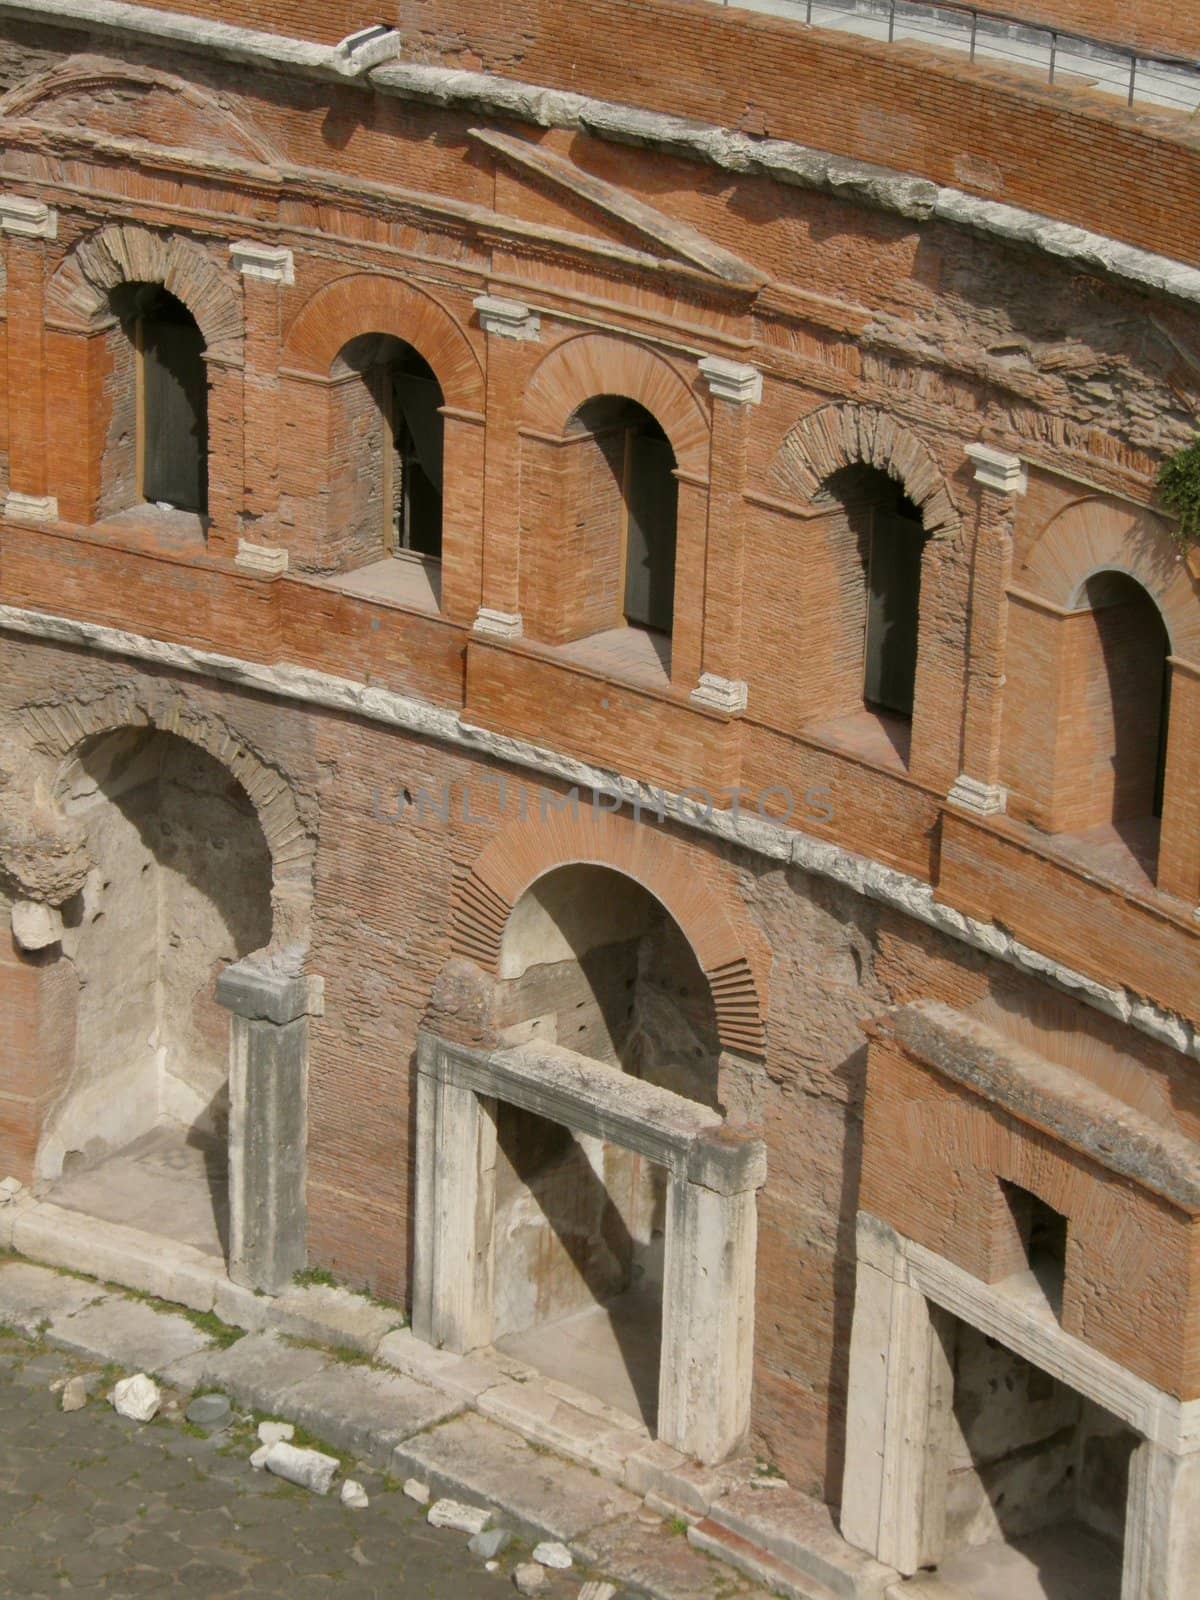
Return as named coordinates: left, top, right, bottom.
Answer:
left=36, top=728, right=273, bottom=1177
left=943, top=1320, right=1135, bottom=1556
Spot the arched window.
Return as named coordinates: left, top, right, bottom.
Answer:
left=330, top=334, right=444, bottom=572
left=566, top=397, right=678, bottom=638
left=382, top=344, right=444, bottom=560
left=822, top=465, right=928, bottom=725
left=857, top=469, right=927, bottom=718
left=1079, top=572, right=1171, bottom=826
left=127, top=287, right=209, bottom=515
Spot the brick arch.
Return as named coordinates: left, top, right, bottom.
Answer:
left=771, top=402, right=961, bottom=538
left=282, top=273, right=484, bottom=412
left=451, top=808, right=766, bottom=1058
left=523, top=332, right=710, bottom=476
left=1, top=58, right=279, bottom=167
left=45, top=223, right=243, bottom=364
left=1018, top=495, right=1200, bottom=661
left=22, top=683, right=314, bottom=947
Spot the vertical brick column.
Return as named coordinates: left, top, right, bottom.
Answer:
left=229, top=242, right=294, bottom=574
left=216, top=957, right=316, bottom=1294
left=1158, top=658, right=1200, bottom=904
left=689, top=355, right=762, bottom=714
left=1, top=195, right=59, bottom=522
left=0, top=904, right=77, bottom=1184
left=472, top=295, right=541, bottom=640
left=440, top=407, right=487, bottom=626
left=205, top=355, right=244, bottom=563
left=948, top=444, right=1027, bottom=817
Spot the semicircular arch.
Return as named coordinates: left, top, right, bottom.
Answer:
left=23, top=683, right=314, bottom=947
left=771, top=402, right=961, bottom=538
left=451, top=806, right=766, bottom=1058
left=282, top=273, right=484, bottom=412
left=45, top=223, right=243, bottom=363
left=523, top=332, right=710, bottom=476
left=1018, top=495, right=1199, bottom=659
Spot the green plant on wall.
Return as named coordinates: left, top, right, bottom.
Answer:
left=1157, top=440, right=1200, bottom=552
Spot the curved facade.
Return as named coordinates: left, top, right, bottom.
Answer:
left=1, top=1, right=1199, bottom=1593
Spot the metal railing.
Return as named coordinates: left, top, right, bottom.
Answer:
left=715, top=0, right=1200, bottom=114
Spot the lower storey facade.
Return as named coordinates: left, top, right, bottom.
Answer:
left=1, top=625, right=1197, bottom=1597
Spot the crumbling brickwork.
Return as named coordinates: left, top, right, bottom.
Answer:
left=0, top=0, right=1199, bottom=1532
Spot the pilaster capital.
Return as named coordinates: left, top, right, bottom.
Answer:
left=229, top=241, right=295, bottom=285
left=698, top=354, right=763, bottom=406
left=0, top=194, right=57, bottom=241
left=966, top=442, right=1027, bottom=496
left=473, top=295, right=541, bottom=343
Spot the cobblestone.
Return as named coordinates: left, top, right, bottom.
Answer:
left=0, top=1326, right=603, bottom=1598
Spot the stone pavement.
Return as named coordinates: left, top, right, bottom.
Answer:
left=0, top=1324, right=586, bottom=1597
left=0, top=1267, right=783, bottom=1600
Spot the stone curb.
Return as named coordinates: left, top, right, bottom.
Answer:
left=0, top=1204, right=894, bottom=1599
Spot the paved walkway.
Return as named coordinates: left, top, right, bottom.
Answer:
left=0, top=1325, right=598, bottom=1599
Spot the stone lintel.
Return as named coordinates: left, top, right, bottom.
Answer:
left=3, top=493, right=59, bottom=523
left=686, top=1125, right=767, bottom=1195
left=473, top=294, right=541, bottom=342
left=947, top=773, right=1007, bottom=816
left=698, top=354, right=763, bottom=406
left=473, top=606, right=524, bottom=639
left=690, top=673, right=749, bottom=715
left=217, top=957, right=312, bottom=1025
left=966, top=441, right=1028, bottom=496
left=235, top=537, right=290, bottom=574
left=228, top=240, right=295, bottom=284
left=0, top=194, right=57, bottom=240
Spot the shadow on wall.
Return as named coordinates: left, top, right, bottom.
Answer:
left=36, top=727, right=272, bottom=1181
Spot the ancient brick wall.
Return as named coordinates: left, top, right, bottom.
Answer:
left=88, top=0, right=1200, bottom=266
left=2, top=0, right=1200, bottom=1509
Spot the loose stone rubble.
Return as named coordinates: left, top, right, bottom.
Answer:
left=428, top=1497, right=493, bottom=1535
left=469, top=1527, right=513, bottom=1560
left=263, top=1439, right=340, bottom=1494
left=111, top=1373, right=161, bottom=1422
left=533, top=1541, right=574, bottom=1569
left=59, top=1374, right=87, bottom=1412
left=340, top=1478, right=370, bottom=1509
left=257, top=1418, right=295, bottom=1446
left=513, top=1563, right=548, bottom=1595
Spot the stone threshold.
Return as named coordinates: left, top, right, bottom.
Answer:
left=0, top=1194, right=894, bottom=1600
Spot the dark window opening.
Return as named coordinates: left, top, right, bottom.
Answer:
left=825, top=465, right=928, bottom=722
left=1082, top=572, right=1171, bottom=826
left=385, top=346, right=444, bottom=560
left=568, top=397, right=678, bottom=638
left=862, top=482, right=926, bottom=718
left=623, top=412, right=677, bottom=635
left=1002, top=1181, right=1068, bottom=1318
left=119, top=286, right=208, bottom=516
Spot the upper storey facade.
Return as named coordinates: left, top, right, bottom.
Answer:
left=1, top=0, right=1200, bottom=1052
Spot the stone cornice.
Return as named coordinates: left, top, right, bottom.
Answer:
left=2, top=0, right=1200, bottom=308
left=0, top=599, right=1194, bottom=1066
